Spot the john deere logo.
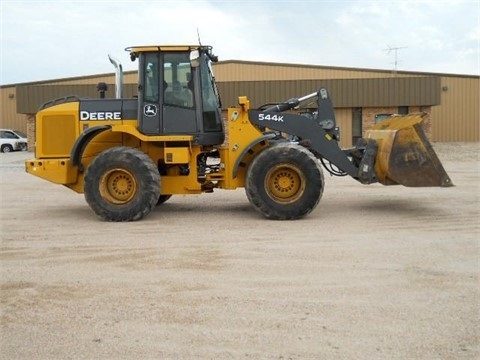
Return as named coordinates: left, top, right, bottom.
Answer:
left=144, top=104, right=157, bottom=117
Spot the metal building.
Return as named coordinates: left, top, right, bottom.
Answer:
left=213, top=61, right=479, bottom=144
left=1, top=60, right=478, bottom=149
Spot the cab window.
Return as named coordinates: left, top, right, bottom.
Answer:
left=144, top=53, right=159, bottom=103
left=163, top=53, right=194, bottom=108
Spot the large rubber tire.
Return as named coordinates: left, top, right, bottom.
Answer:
left=245, top=143, right=324, bottom=220
left=84, top=147, right=160, bottom=221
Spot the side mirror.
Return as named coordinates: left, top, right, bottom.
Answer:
left=190, top=50, right=200, bottom=68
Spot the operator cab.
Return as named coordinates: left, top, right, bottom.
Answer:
left=127, top=45, right=224, bottom=145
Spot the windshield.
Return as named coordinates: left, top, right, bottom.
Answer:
left=14, top=130, right=27, bottom=138
left=200, top=54, right=221, bottom=110
left=199, top=53, right=222, bottom=132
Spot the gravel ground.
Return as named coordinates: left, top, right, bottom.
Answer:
left=1, top=142, right=479, bottom=360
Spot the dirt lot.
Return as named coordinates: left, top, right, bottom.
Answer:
left=0, top=143, right=479, bottom=359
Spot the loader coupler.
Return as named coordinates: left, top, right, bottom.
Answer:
left=365, top=114, right=453, bottom=187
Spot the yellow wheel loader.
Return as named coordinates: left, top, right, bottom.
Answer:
left=25, top=45, right=452, bottom=221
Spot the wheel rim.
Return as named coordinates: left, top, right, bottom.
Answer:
left=99, top=168, right=137, bottom=204
left=265, top=164, right=306, bottom=204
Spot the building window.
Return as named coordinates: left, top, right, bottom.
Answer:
left=375, top=113, right=392, bottom=124
left=398, top=106, right=409, bottom=115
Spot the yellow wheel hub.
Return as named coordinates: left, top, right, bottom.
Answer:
left=99, top=168, right=137, bottom=204
left=265, top=164, right=306, bottom=204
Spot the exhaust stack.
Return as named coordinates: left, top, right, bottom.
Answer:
left=108, top=54, right=123, bottom=99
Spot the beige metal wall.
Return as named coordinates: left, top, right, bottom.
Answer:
left=213, top=61, right=414, bottom=81
left=432, top=76, right=479, bottom=142
left=214, top=61, right=479, bottom=142
left=334, top=108, right=353, bottom=148
left=0, top=85, right=29, bottom=133
left=41, top=71, right=137, bottom=85
left=216, top=78, right=440, bottom=109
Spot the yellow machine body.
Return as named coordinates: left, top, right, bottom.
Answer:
left=24, top=44, right=452, bottom=221
left=25, top=97, right=264, bottom=194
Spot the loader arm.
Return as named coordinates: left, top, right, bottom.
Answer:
left=248, top=88, right=452, bottom=187
left=249, top=88, right=365, bottom=181
left=248, top=109, right=360, bottom=178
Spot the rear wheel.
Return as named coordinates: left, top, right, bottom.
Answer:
left=245, top=143, right=324, bottom=220
left=84, top=147, right=160, bottom=221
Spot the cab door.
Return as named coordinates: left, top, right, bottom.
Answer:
left=138, top=51, right=196, bottom=135
left=138, top=52, right=162, bottom=134
left=161, top=52, right=197, bottom=134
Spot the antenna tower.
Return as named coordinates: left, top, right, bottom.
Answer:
left=383, top=45, right=407, bottom=74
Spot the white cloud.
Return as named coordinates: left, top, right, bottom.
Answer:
left=1, top=0, right=478, bottom=85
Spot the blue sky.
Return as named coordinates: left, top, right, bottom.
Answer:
left=1, top=0, right=479, bottom=85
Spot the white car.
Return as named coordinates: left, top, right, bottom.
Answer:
left=0, top=129, right=28, bottom=153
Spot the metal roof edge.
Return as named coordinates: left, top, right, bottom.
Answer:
left=215, top=59, right=480, bottom=78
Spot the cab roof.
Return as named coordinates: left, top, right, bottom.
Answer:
left=125, top=45, right=206, bottom=54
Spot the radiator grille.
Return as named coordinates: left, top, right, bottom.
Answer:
left=37, top=114, right=77, bottom=157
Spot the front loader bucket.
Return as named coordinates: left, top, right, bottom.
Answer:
left=365, top=114, right=453, bottom=187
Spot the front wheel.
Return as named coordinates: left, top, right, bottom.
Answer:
left=1, top=144, right=13, bottom=153
left=84, top=147, right=160, bottom=221
left=245, top=143, right=324, bottom=220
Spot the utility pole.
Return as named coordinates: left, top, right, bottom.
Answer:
left=384, top=45, right=407, bottom=75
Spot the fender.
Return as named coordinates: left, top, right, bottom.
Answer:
left=232, top=132, right=277, bottom=178
left=70, top=125, right=112, bottom=171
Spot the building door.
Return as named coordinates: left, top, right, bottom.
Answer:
left=352, top=107, right=362, bottom=145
